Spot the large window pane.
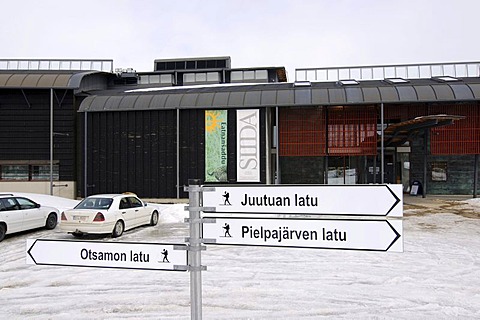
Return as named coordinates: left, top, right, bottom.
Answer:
left=207, top=72, right=220, bottom=82
left=195, top=73, right=207, bottom=82
left=244, top=71, right=255, bottom=80
left=183, top=73, right=195, bottom=83
left=160, top=74, right=173, bottom=84
left=1, top=165, right=28, bottom=180
left=231, top=71, right=243, bottom=81
left=32, top=165, right=59, bottom=181
left=255, top=70, right=268, bottom=80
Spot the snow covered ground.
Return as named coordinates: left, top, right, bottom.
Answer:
left=1, top=193, right=479, bottom=319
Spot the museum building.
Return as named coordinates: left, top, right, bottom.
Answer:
left=0, top=57, right=478, bottom=199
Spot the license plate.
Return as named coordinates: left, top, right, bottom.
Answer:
left=73, top=216, right=87, bottom=222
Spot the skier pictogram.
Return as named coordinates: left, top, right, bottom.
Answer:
left=222, top=191, right=231, bottom=205
left=222, top=223, right=232, bottom=237
left=161, top=249, right=170, bottom=263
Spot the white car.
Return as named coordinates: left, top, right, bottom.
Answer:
left=0, top=193, right=59, bottom=242
left=60, top=194, right=159, bottom=238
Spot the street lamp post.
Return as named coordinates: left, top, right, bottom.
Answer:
left=50, top=88, right=53, bottom=195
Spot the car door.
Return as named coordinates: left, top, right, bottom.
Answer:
left=0, top=198, right=24, bottom=233
left=118, top=197, right=136, bottom=230
left=127, top=196, right=148, bottom=225
left=16, top=197, right=44, bottom=229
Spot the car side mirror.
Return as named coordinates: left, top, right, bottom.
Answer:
left=35, top=203, right=41, bottom=208
left=144, top=202, right=148, bottom=207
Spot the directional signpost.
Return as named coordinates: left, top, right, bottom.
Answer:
left=25, top=181, right=404, bottom=320
left=202, top=217, right=403, bottom=252
left=202, top=184, right=403, bottom=217
left=26, top=239, right=188, bottom=271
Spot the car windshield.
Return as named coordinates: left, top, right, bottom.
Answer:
left=75, top=197, right=113, bottom=210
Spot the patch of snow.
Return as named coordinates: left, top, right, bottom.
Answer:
left=8, top=192, right=79, bottom=212
left=0, top=195, right=479, bottom=319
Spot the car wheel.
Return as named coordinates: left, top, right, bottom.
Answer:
left=112, top=220, right=124, bottom=238
left=45, top=213, right=58, bottom=230
left=0, top=224, right=6, bottom=242
left=150, top=211, right=159, bottom=226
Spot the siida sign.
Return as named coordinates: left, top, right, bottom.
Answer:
left=236, top=109, right=260, bottom=182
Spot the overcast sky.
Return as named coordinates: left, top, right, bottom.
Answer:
left=2, top=0, right=479, bottom=80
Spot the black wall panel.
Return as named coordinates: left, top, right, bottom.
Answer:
left=85, top=110, right=177, bottom=198
left=179, top=109, right=205, bottom=197
left=0, top=89, right=76, bottom=180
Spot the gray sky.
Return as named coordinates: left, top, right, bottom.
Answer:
left=2, top=0, right=479, bottom=80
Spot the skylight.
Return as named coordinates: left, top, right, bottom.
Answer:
left=337, top=79, right=359, bottom=85
left=293, top=81, right=311, bottom=87
left=432, top=76, right=460, bottom=82
left=384, top=78, right=409, bottom=84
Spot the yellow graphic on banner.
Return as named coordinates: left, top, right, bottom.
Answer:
left=206, top=110, right=221, bottom=132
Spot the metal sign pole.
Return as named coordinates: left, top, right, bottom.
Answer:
left=187, top=179, right=203, bottom=320
left=50, top=88, right=54, bottom=195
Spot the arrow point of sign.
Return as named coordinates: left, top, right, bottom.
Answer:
left=27, top=239, right=38, bottom=264
left=385, top=220, right=402, bottom=251
left=385, top=185, right=401, bottom=216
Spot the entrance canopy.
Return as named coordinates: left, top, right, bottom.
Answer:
left=383, top=114, right=465, bottom=147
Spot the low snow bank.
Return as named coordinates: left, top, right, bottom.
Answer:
left=158, top=203, right=188, bottom=223
left=8, top=192, right=79, bottom=212
left=464, top=197, right=480, bottom=207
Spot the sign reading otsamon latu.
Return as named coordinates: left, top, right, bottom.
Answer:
left=26, top=239, right=188, bottom=271
left=202, top=184, right=403, bottom=217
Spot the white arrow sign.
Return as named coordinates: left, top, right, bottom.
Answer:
left=26, top=239, right=188, bottom=271
left=202, top=217, right=403, bottom=252
left=202, top=184, right=403, bottom=217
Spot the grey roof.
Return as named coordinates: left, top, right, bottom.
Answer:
left=78, top=78, right=480, bottom=112
left=0, top=70, right=110, bottom=90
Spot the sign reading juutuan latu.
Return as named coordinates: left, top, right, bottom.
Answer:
left=203, top=184, right=403, bottom=217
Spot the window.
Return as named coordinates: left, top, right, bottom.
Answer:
left=128, top=197, right=143, bottom=208
left=0, top=164, right=59, bottom=181
left=147, top=75, right=160, bottom=84
left=196, top=73, right=207, bottom=82
left=183, top=72, right=220, bottom=83
left=207, top=72, right=220, bottom=82
left=431, top=162, right=447, bottom=181
left=32, top=165, right=59, bottom=180
left=255, top=70, right=268, bottom=80
left=1, top=165, right=28, bottom=180
left=244, top=71, right=255, bottom=80
left=231, top=71, right=243, bottom=81
left=16, top=197, right=37, bottom=209
left=119, top=198, right=130, bottom=209
left=139, top=74, right=173, bottom=85
left=230, top=70, right=269, bottom=82
left=1, top=198, right=19, bottom=210
left=160, top=74, right=173, bottom=84
left=184, top=73, right=195, bottom=83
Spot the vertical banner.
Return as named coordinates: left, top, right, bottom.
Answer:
left=237, top=109, right=260, bottom=182
left=205, top=110, right=228, bottom=182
